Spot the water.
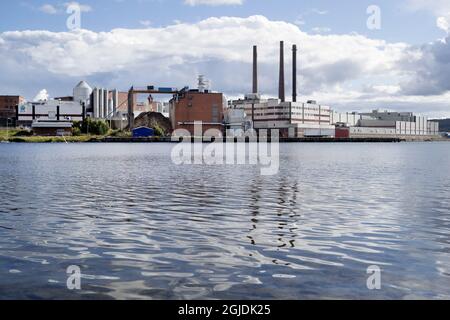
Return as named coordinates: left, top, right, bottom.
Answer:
left=0, top=142, right=449, bottom=300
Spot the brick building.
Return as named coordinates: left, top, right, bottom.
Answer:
left=170, top=90, right=224, bottom=135
left=0, top=95, right=25, bottom=126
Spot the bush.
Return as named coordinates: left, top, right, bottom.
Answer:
left=72, top=127, right=81, bottom=136
left=14, top=130, right=33, bottom=137
left=74, top=118, right=109, bottom=136
left=153, top=124, right=165, bottom=137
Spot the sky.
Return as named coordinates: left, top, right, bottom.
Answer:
left=1, top=0, right=450, bottom=117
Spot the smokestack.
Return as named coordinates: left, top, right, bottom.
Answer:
left=279, top=41, right=285, bottom=102
left=253, top=45, right=258, bottom=94
left=292, top=44, right=297, bottom=102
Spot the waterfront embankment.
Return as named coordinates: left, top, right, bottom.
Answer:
left=1, top=129, right=447, bottom=143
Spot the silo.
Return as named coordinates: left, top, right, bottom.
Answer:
left=93, top=88, right=100, bottom=118
left=112, top=90, right=118, bottom=114
left=74, top=81, right=93, bottom=105
left=99, top=89, right=104, bottom=118
left=103, top=89, right=109, bottom=119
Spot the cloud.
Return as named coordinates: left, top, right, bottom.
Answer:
left=311, top=27, right=331, bottom=34
left=399, top=35, right=450, bottom=96
left=295, top=8, right=329, bottom=28
left=33, top=89, right=49, bottom=101
left=406, top=0, right=450, bottom=13
left=64, top=2, right=92, bottom=13
left=311, top=9, right=328, bottom=15
left=406, top=0, right=450, bottom=33
left=37, top=2, right=93, bottom=14
left=184, top=0, right=243, bottom=6
left=0, top=15, right=449, bottom=116
left=140, top=20, right=152, bottom=27
left=39, top=4, right=58, bottom=15
left=437, top=17, right=450, bottom=33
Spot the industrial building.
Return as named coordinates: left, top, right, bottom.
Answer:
left=347, top=110, right=439, bottom=138
left=228, top=42, right=441, bottom=140
left=31, top=120, right=73, bottom=136
left=17, top=100, right=86, bottom=126
left=225, top=108, right=251, bottom=134
left=230, top=95, right=335, bottom=137
left=91, top=87, right=120, bottom=119
left=170, top=83, right=225, bottom=136
left=0, top=95, right=25, bottom=126
left=228, top=42, right=335, bottom=138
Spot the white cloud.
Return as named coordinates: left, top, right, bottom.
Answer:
left=406, top=0, right=450, bottom=13
left=0, top=15, right=449, bottom=116
left=437, top=17, right=450, bottom=33
left=311, top=27, right=331, bottom=34
left=184, top=0, right=243, bottom=6
left=406, top=0, right=450, bottom=33
left=64, top=2, right=92, bottom=13
left=311, top=9, right=328, bottom=15
left=33, top=89, right=49, bottom=102
left=140, top=20, right=152, bottom=27
left=39, top=4, right=58, bottom=15
left=37, top=2, right=92, bottom=15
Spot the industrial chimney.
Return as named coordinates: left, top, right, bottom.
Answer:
left=292, top=44, right=297, bottom=103
left=253, top=45, right=258, bottom=94
left=279, top=41, right=285, bottom=102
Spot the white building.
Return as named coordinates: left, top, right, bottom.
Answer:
left=17, top=82, right=91, bottom=126
left=334, top=109, right=440, bottom=137
left=229, top=95, right=335, bottom=137
left=18, top=100, right=84, bottom=125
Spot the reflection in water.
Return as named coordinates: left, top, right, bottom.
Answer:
left=0, top=142, right=449, bottom=299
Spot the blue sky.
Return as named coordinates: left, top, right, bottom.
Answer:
left=0, top=0, right=445, bottom=43
left=1, top=0, right=450, bottom=116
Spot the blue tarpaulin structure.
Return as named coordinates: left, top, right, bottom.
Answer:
left=132, top=127, right=155, bottom=138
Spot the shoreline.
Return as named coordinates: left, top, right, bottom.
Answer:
left=1, top=136, right=447, bottom=144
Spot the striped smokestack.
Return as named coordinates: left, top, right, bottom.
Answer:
left=253, top=45, right=258, bottom=94
left=292, top=44, right=297, bottom=102
left=279, top=41, right=285, bottom=102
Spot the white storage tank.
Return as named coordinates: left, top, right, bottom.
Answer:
left=73, top=81, right=92, bottom=105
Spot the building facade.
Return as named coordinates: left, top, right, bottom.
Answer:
left=17, top=100, right=85, bottom=126
left=229, top=95, right=335, bottom=137
left=170, top=90, right=225, bottom=135
left=0, top=95, right=25, bottom=126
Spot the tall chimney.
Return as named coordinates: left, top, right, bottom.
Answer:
left=279, top=41, right=285, bottom=102
left=292, top=44, right=297, bottom=102
left=253, top=45, right=258, bottom=94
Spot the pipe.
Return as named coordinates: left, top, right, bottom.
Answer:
left=279, top=41, right=285, bottom=102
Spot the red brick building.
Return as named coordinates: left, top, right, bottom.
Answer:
left=0, top=95, right=25, bottom=125
left=170, top=90, right=224, bottom=136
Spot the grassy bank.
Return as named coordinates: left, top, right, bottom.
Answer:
left=0, top=129, right=114, bottom=143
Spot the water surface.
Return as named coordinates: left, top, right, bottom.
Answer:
left=0, top=142, right=449, bottom=299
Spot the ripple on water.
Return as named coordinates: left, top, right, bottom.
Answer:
left=0, top=143, right=450, bottom=299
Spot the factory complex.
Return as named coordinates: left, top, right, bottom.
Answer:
left=0, top=41, right=442, bottom=140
